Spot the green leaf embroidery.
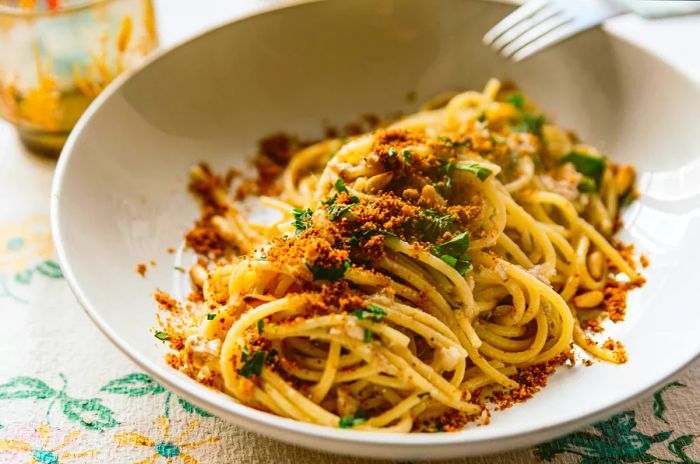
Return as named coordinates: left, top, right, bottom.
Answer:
left=34, top=260, right=63, bottom=279
left=13, top=269, right=33, bottom=285
left=668, top=434, right=697, bottom=463
left=536, top=410, right=691, bottom=463
left=0, top=377, right=56, bottom=400
left=177, top=397, right=213, bottom=417
left=653, top=381, right=686, bottom=424
left=61, top=397, right=118, bottom=431
left=100, top=373, right=166, bottom=396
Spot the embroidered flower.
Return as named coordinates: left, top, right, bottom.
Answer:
left=0, top=216, right=52, bottom=273
left=113, top=416, right=218, bottom=463
left=0, top=423, right=96, bottom=463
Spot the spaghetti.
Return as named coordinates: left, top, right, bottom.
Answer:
left=156, top=79, right=644, bottom=432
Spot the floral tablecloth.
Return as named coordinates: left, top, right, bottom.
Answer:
left=1, top=2, right=698, bottom=463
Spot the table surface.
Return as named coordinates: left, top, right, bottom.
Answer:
left=1, top=1, right=699, bottom=463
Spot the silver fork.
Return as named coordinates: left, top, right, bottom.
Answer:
left=483, top=0, right=629, bottom=62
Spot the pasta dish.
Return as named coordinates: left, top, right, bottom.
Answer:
left=154, top=79, right=645, bottom=432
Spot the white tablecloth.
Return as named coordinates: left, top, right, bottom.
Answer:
left=1, top=2, right=698, bottom=463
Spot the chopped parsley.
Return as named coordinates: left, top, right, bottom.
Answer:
left=292, top=208, right=313, bottom=234
left=325, top=178, right=360, bottom=218
left=415, top=210, right=456, bottom=242
left=206, top=313, right=216, bottom=320
left=402, top=150, right=412, bottom=163
left=363, top=329, right=375, bottom=343
left=347, top=228, right=397, bottom=246
left=335, top=178, right=349, bottom=193
left=328, top=202, right=359, bottom=221
left=154, top=331, right=170, bottom=341
left=561, top=151, right=606, bottom=190
left=338, top=408, right=368, bottom=428
left=437, top=136, right=470, bottom=148
left=257, top=319, right=264, bottom=333
left=173, top=266, right=186, bottom=273
left=514, top=112, right=544, bottom=136
left=577, top=176, right=598, bottom=193
left=505, top=93, right=545, bottom=136
left=432, top=232, right=472, bottom=275
left=506, top=93, right=525, bottom=110
left=307, top=259, right=351, bottom=281
left=387, top=147, right=398, bottom=158
left=509, top=96, right=544, bottom=137
left=440, top=160, right=492, bottom=189
left=453, top=163, right=492, bottom=181
left=354, top=304, right=387, bottom=321
left=238, top=349, right=266, bottom=378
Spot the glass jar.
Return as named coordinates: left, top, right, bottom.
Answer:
left=0, top=0, right=158, bottom=156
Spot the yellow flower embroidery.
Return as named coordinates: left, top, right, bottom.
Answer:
left=113, top=416, right=218, bottom=464
left=0, top=215, right=52, bottom=273
left=0, top=423, right=97, bottom=463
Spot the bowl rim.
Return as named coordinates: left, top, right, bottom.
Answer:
left=50, top=0, right=700, bottom=453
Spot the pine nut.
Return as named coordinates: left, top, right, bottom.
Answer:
left=588, top=251, right=604, bottom=280
left=573, top=290, right=604, bottom=308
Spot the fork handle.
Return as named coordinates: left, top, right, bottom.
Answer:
left=616, top=0, right=700, bottom=18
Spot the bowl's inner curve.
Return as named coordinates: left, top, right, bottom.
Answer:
left=54, top=0, right=700, bottom=458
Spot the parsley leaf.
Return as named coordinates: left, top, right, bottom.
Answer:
left=577, top=176, right=597, bottom=193
left=257, top=319, right=264, bottom=333
left=354, top=304, right=387, bottom=321
left=512, top=112, right=544, bottom=137
left=173, top=266, right=186, bottom=272
left=328, top=202, right=359, bottom=221
left=206, top=313, right=216, bottom=320
left=414, top=210, right=456, bottom=242
left=335, top=178, right=349, bottom=193
left=432, top=232, right=472, bottom=275
left=347, top=229, right=397, bottom=246
left=292, top=208, right=313, bottom=234
left=307, top=259, right=351, bottom=281
left=506, top=93, right=525, bottom=110
left=561, top=151, right=606, bottom=190
left=440, top=160, right=492, bottom=190
left=363, top=329, right=375, bottom=343
left=339, top=408, right=368, bottom=428
left=154, top=331, right=170, bottom=341
left=437, top=136, right=469, bottom=148
left=238, top=349, right=266, bottom=378
left=453, top=163, right=492, bottom=181
left=402, top=150, right=412, bottom=163
left=326, top=178, right=360, bottom=218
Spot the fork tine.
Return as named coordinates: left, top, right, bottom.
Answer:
left=500, top=14, right=573, bottom=58
left=490, top=5, right=561, bottom=52
left=510, top=23, right=581, bottom=62
left=482, top=0, right=550, bottom=45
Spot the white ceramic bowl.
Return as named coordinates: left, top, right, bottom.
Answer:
left=52, top=0, right=700, bottom=459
